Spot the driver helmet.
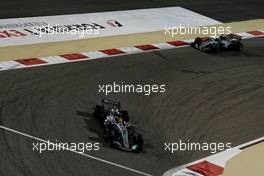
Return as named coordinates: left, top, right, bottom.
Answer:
left=117, top=117, right=123, bottom=124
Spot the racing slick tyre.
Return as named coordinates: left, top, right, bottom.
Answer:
left=236, top=43, right=244, bottom=51
left=191, top=37, right=202, bottom=48
left=190, top=42, right=195, bottom=47
left=105, top=129, right=115, bottom=148
left=127, top=126, right=135, bottom=136
left=214, top=46, right=220, bottom=53
left=194, top=37, right=202, bottom=45
left=134, top=134, right=144, bottom=153
left=206, top=44, right=214, bottom=53
left=93, top=105, right=105, bottom=122
left=207, top=44, right=220, bottom=53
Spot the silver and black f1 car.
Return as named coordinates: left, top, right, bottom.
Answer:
left=93, top=99, right=143, bottom=152
left=191, top=34, right=243, bottom=52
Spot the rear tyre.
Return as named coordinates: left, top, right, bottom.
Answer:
left=192, top=37, right=202, bottom=48
left=194, top=37, right=202, bottom=44
left=105, top=129, right=115, bottom=148
left=214, top=46, right=220, bottom=53
left=93, top=105, right=105, bottom=122
left=134, top=134, right=144, bottom=152
left=93, top=105, right=103, bottom=116
left=236, top=43, right=244, bottom=51
left=127, top=126, right=135, bottom=136
left=207, top=45, right=214, bottom=53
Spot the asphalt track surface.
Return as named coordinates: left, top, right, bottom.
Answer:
left=0, top=0, right=264, bottom=22
left=1, top=37, right=264, bottom=176
left=1, top=1, right=264, bottom=176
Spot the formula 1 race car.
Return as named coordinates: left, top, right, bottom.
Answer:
left=191, top=34, right=243, bottom=52
left=92, top=99, right=144, bottom=152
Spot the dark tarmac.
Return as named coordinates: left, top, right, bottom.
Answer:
left=0, top=0, right=263, bottom=22
left=1, top=37, right=264, bottom=175
left=0, top=1, right=264, bottom=176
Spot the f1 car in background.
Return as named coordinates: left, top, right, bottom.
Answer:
left=191, top=34, right=243, bottom=52
left=93, top=99, right=144, bottom=152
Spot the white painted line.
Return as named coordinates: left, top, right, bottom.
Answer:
left=236, top=136, right=264, bottom=149
left=83, top=51, right=108, bottom=58
left=0, top=125, right=153, bottom=176
left=163, top=136, right=264, bottom=176
left=0, top=61, right=25, bottom=70
left=176, top=168, right=203, bottom=176
left=41, top=56, right=69, bottom=64
left=182, top=39, right=193, bottom=43
left=237, top=32, right=255, bottom=39
left=152, top=43, right=176, bottom=49
left=0, top=33, right=264, bottom=73
left=118, top=46, right=142, bottom=54
left=206, top=148, right=241, bottom=167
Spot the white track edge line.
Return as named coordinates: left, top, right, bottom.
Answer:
left=0, top=125, right=153, bottom=176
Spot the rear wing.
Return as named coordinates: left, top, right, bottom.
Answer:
left=102, top=99, right=121, bottom=108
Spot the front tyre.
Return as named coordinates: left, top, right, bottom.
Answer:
left=105, top=129, right=115, bottom=148
left=236, top=43, right=244, bottom=51
left=134, top=134, right=144, bottom=152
